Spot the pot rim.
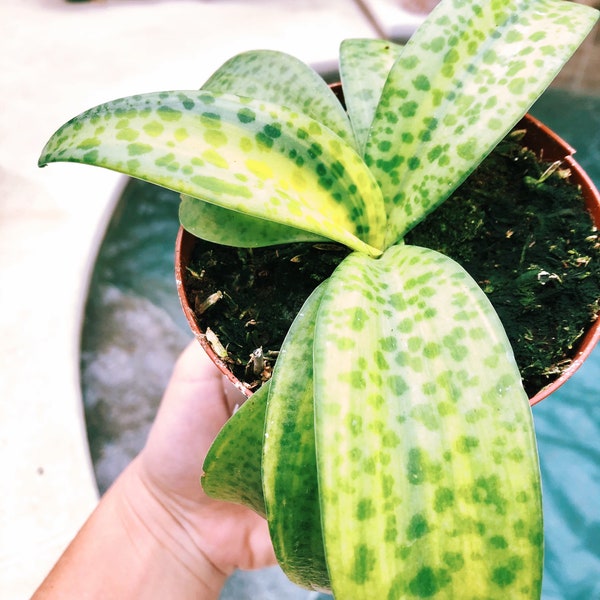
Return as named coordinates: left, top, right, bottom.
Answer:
left=519, top=113, right=600, bottom=405
left=174, top=113, right=600, bottom=406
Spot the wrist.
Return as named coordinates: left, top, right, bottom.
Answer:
left=32, top=458, right=229, bottom=600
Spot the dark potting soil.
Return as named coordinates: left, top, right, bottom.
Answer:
left=183, top=132, right=600, bottom=397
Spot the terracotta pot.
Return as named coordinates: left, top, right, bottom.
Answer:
left=175, top=113, right=600, bottom=407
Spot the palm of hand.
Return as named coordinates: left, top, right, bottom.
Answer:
left=136, top=342, right=275, bottom=575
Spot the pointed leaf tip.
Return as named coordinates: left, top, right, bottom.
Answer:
left=38, top=90, right=386, bottom=255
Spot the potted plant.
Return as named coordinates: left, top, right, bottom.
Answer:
left=38, top=0, right=599, bottom=597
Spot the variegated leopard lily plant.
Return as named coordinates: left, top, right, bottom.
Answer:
left=40, top=0, right=598, bottom=597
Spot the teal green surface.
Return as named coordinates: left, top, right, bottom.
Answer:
left=82, top=88, right=600, bottom=600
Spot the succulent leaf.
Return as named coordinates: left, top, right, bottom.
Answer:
left=201, top=49, right=358, bottom=249
left=313, top=245, right=543, bottom=599
left=202, top=49, right=355, bottom=145
left=339, top=39, right=404, bottom=155
left=263, top=283, right=330, bottom=590
left=366, top=0, right=599, bottom=247
left=38, top=91, right=385, bottom=256
left=201, top=381, right=269, bottom=517
left=179, top=194, right=326, bottom=247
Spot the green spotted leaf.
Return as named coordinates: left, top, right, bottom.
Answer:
left=179, top=194, right=326, bottom=247
left=202, top=49, right=355, bottom=145
left=366, top=0, right=599, bottom=247
left=339, top=39, right=404, bottom=155
left=38, top=91, right=385, bottom=256
left=192, top=49, right=356, bottom=248
left=263, top=283, right=330, bottom=590
left=201, top=381, right=269, bottom=517
left=313, top=245, right=543, bottom=599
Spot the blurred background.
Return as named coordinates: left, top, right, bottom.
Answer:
left=1, top=1, right=598, bottom=598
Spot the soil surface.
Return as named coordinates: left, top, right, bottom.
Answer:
left=183, top=132, right=600, bottom=397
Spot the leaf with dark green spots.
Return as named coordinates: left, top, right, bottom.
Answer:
left=313, top=245, right=542, bottom=599
left=179, top=194, right=326, bottom=247
left=339, top=39, right=404, bottom=155
left=39, top=91, right=385, bottom=256
left=262, top=283, right=330, bottom=591
left=202, top=49, right=354, bottom=145
left=365, top=0, right=599, bottom=247
left=201, top=381, right=269, bottom=517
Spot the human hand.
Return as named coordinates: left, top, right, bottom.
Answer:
left=32, top=340, right=275, bottom=600
left=125, top=340, right=276, bottom=580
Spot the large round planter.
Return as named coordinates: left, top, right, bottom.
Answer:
left=175, top=112, right=600, bottom=407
